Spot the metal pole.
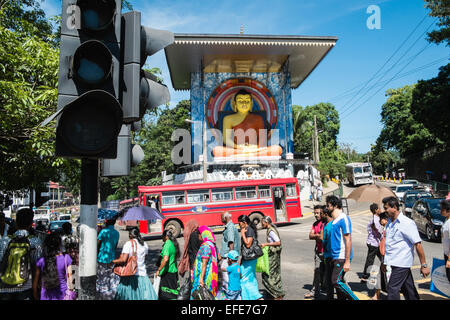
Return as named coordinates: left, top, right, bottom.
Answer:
left=314, top=115, right=319, bottom=163
left=203, top=117, right=207, bottom=183
left=78, top=158, right=98, bottom=300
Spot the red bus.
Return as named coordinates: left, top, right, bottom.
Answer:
left=137, top=177, right=302, bottom=237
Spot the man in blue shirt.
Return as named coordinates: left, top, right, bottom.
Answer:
left=219, top=212, right=240, bottom=290
left=382, top=196, right=430, bottom=300
left=326, top=195, right=358, bottom=300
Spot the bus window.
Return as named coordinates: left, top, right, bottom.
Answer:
left=162, top=191, right=185, bottom=205
left=211, top=188, right=233, bottom=202
left=187, top=189, right=210, bottom=204
left=353, top=167, right=363, bottom=174
left=258, top=186, right=271, bottom=198
left=286, top=184, right=296, bottom=197
left=235, top=186, right=257, bottom=200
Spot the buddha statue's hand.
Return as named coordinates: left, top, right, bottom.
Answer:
left=236, top=144, right=259, bottom=154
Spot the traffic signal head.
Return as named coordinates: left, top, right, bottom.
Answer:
left=56, top=0, right=123, bottom=158
left=101, top=125, right=145, bottom=177
left=121, top=11, right=174, bottom=123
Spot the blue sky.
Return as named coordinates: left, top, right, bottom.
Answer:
left=42, top=0, right=449, bottom=153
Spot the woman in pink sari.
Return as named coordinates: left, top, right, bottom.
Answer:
left=191, top=226, right=219, bottom=298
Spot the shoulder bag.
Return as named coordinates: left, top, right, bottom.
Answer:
left=241, top=237, right=263, bottom=261
left=113, top=240, right=138, bottom=277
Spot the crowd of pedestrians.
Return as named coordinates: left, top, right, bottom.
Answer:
left=1, top=196, right=449, bottom=301
left=302, top=196, right=450, bottom=300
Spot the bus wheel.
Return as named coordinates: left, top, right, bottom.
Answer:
left=250, top=213, right=264, bottom=230
left=165, top=220, right=182, bottom=238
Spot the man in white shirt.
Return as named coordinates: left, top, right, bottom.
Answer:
left=440, top=200, right=450, bottom=282
left=382, top=196, right=430, bottom=300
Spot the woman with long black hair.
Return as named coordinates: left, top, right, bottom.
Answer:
left=156, top=229, right=181, bottom=300
left=32, top=233, right=73, bottom=300
left=113, top=228, right=157, bottom=300
left=238, top=215, right=263, bottom=300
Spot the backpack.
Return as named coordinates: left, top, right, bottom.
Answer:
left=0, top=235, right=32, bottom=287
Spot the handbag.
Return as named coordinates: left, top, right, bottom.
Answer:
left=113, top=240, right=137, bottom=277
left=64, top=255, right=77, bottom=300
left=192, top=286, right=215, bottom=300
left=241, top=238, right=264, bottom=261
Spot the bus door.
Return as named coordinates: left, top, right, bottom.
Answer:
left=145, top=193, right=161, bottom=212
left=142, top=193, right=163, bottom=234
left=271, top=185, right=287, bottom=222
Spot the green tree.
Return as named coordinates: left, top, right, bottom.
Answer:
left=411, top=63, right=450, bottom=146
left=424, top=0, right=450, bottom=46
left=0, top=25, right=61, bottom=191
left=293, top=102, right=348, bottom=178
left=377, top=85, right=441, bottom=157
left=0, top=0, right=54, bottom=44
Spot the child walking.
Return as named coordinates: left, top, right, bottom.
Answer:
left=221, top=250, right=241, bottom=300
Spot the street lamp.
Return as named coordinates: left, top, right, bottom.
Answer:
left=185, top=118, right=207, bottom=183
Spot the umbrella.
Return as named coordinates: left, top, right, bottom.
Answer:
left=119, top=206, right=164, bottom=221
left=98, top=208, right=119, bottom=220
left=347, top=184, right=396, bottom=205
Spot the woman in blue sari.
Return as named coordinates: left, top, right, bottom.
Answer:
left=238, top=215, right=263, bottom=300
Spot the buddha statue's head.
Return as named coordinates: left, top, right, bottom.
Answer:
left=232, top=89, right=253, bottom=113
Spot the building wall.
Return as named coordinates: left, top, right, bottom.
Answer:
left=189, top=64, right=294, bottom=163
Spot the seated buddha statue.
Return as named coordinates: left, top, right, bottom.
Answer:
left=212, top=89, right=282, bottom=158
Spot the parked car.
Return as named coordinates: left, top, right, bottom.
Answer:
left=33, top=217, right=50, bottom=232
left=402, top=190, right=433, bottom=218
left=58, top=213, right=72, bottom=221
left=394, top=184, right=414, bottom=199
left=401, top=179, right=419, bottom=188
left=411, top=198, right=446, bottom=242
left=48, top=220, right=69, bottom=235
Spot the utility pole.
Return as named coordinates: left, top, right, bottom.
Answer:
left=79, top=159, right=99, bottom=300
left=314, top=115, right=320, bottom=163
left=311, top=133, right=316, bottom=164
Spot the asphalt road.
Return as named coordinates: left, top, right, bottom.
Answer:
left=83, top=180, right=448, bottom=300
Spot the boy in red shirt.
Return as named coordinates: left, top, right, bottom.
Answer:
left=305, top=205, right=325, bottom=299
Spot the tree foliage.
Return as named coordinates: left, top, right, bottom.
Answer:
left=376, top=85, right=441, bottom=157
left=424, top=0, right=450, bottom=46
left=0, top=23, right=61, bottom=191
left=0, top=0, right=54, bottom=44
left=293, top=102, right=357, bottom=179
left=411, top=63, right=450, bottom=145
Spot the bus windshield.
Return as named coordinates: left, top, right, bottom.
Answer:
left=353, top=167, right=363, bottom=174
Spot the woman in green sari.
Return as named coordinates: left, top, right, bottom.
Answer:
left=260, top=216, right=285, bottom=300
left=156, top=230, right=180, bottom=300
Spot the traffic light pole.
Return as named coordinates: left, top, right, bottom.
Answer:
left=78, top=158, right=99, bottom=300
